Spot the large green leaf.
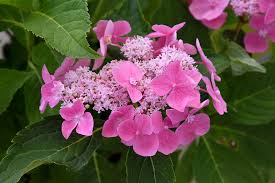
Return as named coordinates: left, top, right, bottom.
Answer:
left=0, top=69, right=32, bottom=114
left=226, top=42, right=266, bottom=76
left=208, top=123, right=275, bottom=169
left=193, top=136, right=265, bottom=183
left=125, top=150, right=176, bottom=183
left=22, top=0, right=99, bottom=59
left=225, top=62, right=275, bottom=125
left=0, top=118, right=101, bottom=183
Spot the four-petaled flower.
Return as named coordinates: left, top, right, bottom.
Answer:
left=60, top=100, right=94, bottom=139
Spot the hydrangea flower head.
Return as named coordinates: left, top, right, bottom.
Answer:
left=40, top=20, right=227, bottom=157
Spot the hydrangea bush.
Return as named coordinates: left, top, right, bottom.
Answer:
left=0, top=0, right=275, bottom=183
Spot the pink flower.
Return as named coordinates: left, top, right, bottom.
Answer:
left=176, top=113, right=210, bottom=145
left=202, top=74, right=227, bottom=115
left=112, top=61, right=144, bottom=103
left=147, top=22, right=185, bottom=48
left=259, top=0, right=275, bottom=24
left=244, top=14, right=275, bottom=53
left=189, top=0, right=229, bottom=21
left=60, top=100, right=94, bottom=139
left=117, top=114, right=159, bottom=156
left=93, top=20, right=131, bottom=57
left=151, top=61, right=201, bottom=112
left=92, top=49, right=105, bottom=70
left=39, top=65, right=64, bottom=113
left=102, top=105, right=135, bottom=137
left=196, top=39, right=221, bottom=81
left=201, top=12, right=228, bottom=30
left=54, top=57, right=91, bottom=81
left=151, top=111, right=179, bottom=155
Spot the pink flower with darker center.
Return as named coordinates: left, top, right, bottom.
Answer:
left=60, top=100, right=94, bottom=139
left=93, top=20, right=131, bottom=69
left=151, top=60, right=201, bottom=112
left=112, top=61, right=144, bottom=103
left=244, top=14, right=275, bottom=53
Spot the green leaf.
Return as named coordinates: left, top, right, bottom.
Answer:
left=139, top=0, right=162, bottom=22
left=32, top=42, right=64, bottom=74
left=225, top=62, right=275, bottom=125
left=193, top=136, right=265, bottom=183
left=0, top=118, right=102, bottom=183
left=23, top=0, right=99, bottom=59
left=125, top=150, right=176, bottom=183
left=0, top=69, right=32, bottom=114
left=0, top=6, right=33, bottom=50
left=0, top=0, right=39, bottom=10
left=208, top=123, right=275, bottom=169
left=175, top=146, right=195, bottom=183
left=109, top=0, right=150, bottom=35
left=226, top=42, right=266, bottom=76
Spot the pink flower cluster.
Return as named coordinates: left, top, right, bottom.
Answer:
left=39, top=20, right=227, bottom=156
left=188, top=0, right=275, bottom=53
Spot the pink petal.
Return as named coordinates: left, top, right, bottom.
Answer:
left=73, top=58, right=91, bottom=70
left=171, top=22, right=185, bottom=32
left=166, top=109, right=188, bottom=125
left=93, top=20, right=108, bottom=39
left=167, top=87, right=200, bottom=112
left=61, top=120, right=78, bottom=139
left=244, top=32, right=268, bottom=53
left=39, top=98, right=47, bottom=113
left=54, top=57, right=74, bottom=80
left=99, top=38, right=108, bottom=57
left=158, top=129, right=179, bottom=155
left=112, top=61, right=143, bottom=87
left=192, top=113, right=210, bottom=136
left=150, top=74, right=172, bottom=96
left=249, top=15, right=266, bottom=31
left=113, top=21, right=131, bottom=36
left=196, top=39, right=220, bottom=81
left=183, top=43, right=197, bottom=55
left=60, top=100, right=85, bottom=121
left=92, top=49, right=105, bottom=70
left=127, top=86, right=142, bottom=103
left=133, top=134, right=159, bottom=157
left=189, top=0, right=229, bottom=20
left=117, top=119, right=137, bottom=141
left=102, top=105, right=135, bottom=137
left=265, top=5, right=275, bottom=25
left=151, top=111, right=165, bottom=133
left=76, top=112, right=94, bottom=136
left=190, top=99, right=210, bottom=114
left=147, top=32, right=166, bottom=38
left=176, top=122, right=196, bottom=145
left=104, top=20, right=114, bottom=36
left=201, top=12, right=227, bottom=30
left=152, top=24, right=172, bottom=34
left=135, top=114, right=153, bottom=135
left=42, top=65, right=53, bottom=83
